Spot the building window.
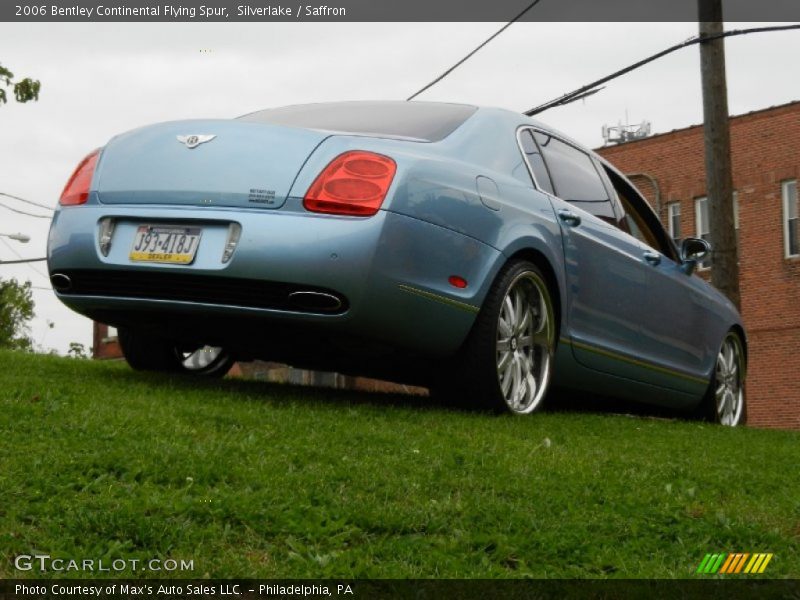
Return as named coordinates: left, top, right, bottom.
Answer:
left=784, top=180, right=798, bottom=257
left=694, top=193, right=740, bottom=269
left=106, top=325, right=118, bottom=341
left=695, top=197, right=711, bottom=269
left=667, top=202, right=681, bottom=243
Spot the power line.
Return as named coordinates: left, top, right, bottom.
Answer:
left=524, top=24, right=800, bottom=116
left=0, top=191, right=55, bottom=212
left=0, top=257, right=46, bottom=264
left=0, top=201, right=51, bottom=219
left=0, top=237, right=50, bottom=281
left=407, top=0, right=544, bottom=101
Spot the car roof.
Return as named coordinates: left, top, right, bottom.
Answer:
left=238, top=100, right=480, bottom=142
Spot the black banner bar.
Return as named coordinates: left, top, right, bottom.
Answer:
left=3, top=0, right=800, bottom=22
left=2, top=579, right=800, bottom=600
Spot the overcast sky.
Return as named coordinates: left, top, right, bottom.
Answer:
left=1, top=21, right=798, bottom=354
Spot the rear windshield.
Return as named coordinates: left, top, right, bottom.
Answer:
left=238, top=101, right=477, bottom=142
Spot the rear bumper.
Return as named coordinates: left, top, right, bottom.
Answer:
left=48, top=202, right=501, bottom=357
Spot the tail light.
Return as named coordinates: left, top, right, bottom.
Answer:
left=303, top=151, right=396, bottom=217
left=60, top=149, right=100, bottom=206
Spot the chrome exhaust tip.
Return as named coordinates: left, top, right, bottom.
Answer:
left=50, top=273, right=73, bottom=293
left=288, top=291, right=343, bottom=313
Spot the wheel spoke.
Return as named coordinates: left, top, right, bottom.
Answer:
left=501, top=361, right=514, bottom=395
left=532, top=313, right=550, bottom=348
left=524, top=372, right=537, bottom=406
left=717, top=389, right=730, bottom=424
left=724, top=343, right=735, bottom=373
left=498, top=351, right=513, bottom=374
left=724, top=391, right=735, bottom=425
left=717, top=351, right=727, bottom=378
left=512, top=290, right=524, bottom=331
left=497, top=338, right=511, bottom=352
left=511, top=355, right=522, bottom=401
left=516, top=306, right=532, bottom=336
left=515, top=370, right=527, bottom=409
left=499, top=320, right=513, bottom=340
left=503, top=295, right=516, bottom=328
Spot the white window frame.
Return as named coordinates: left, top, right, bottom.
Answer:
left=695, top=196, right=710, bottom=269
left=666, top=202, right=681, bottom=241
left=783, top=180, right=799, bottom=258
left=694, top=193, right=740, bottom=269
left=103, top=325, right=118, bottom=342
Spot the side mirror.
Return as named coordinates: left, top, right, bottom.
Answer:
left=680, top=237, right=711, bottom=275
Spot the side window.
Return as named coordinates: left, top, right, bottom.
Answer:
left=533, top=132, right=615, bottom=223
left=602, top=165, right=677, bottom=260
left=518, top=129, right=554, bottom=195
left=619, top=196, right=661, bottom=250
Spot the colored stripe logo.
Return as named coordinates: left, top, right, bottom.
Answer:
left=696, top=553, right=773, bottom=574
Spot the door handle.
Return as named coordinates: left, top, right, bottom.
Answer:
left=557, top=209, right=581, bottom=227
left=643, top=251, right=661, bottom=266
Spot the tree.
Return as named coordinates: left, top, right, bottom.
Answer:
left=0, top=279, right=35, bottom=350
left=0, top=62, right=41, bottom=105
left=68, top=342, right=89, bottom=359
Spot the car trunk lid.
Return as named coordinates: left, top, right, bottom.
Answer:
left=95, top=119, right=329, bottom=210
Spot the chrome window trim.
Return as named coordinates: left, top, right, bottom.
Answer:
left=515, top=126, right=548, bottom=192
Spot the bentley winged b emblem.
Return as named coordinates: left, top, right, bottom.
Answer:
left=177, top=134, right=216, bottom=149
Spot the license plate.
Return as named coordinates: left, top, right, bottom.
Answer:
left=129, top=225, right=202, bottom=264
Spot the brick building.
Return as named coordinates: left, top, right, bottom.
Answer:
left=93, top=323, right=121, bottom=360
left=597, top=100, right=800, bottom=430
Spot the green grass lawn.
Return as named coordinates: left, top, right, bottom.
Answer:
left=0, top=349, right=797, bottom=579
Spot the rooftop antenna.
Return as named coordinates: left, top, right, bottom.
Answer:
left=602, top=116, right=652, bottom=145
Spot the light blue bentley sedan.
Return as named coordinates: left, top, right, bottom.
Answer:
left=48, top=101, right=746, bottom=425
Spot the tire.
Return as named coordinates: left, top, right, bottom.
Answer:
left=118, top=327, right=234, bottom=378
left=698, top=331, right=747, bottom=426
left=434, top=260, right=557, bottom=414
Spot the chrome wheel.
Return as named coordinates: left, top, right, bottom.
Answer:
left=495, top=271, right=555, bottom=414
left=119, top=327, right=233, bottom=377
left=714, top=334, right=745, bottom=426
left=181, top=346, right=226, bottom=371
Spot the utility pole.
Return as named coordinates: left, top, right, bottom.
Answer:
left=698, top=0, right=740, bottom=308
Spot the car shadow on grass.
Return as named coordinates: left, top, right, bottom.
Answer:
left=109, top=367, right=691, bottom=423
left=110, top=367, right=450, bottom=413
left=544, top=387, right=689, bottom=422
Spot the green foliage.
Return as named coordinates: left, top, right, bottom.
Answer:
left=0, top=62, right=41, bottom=105
left=67, top=342, right=89, bottom=359
left=0, top=279, right=34, bottom=350
left=0, top=350, right=798, bottom=579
